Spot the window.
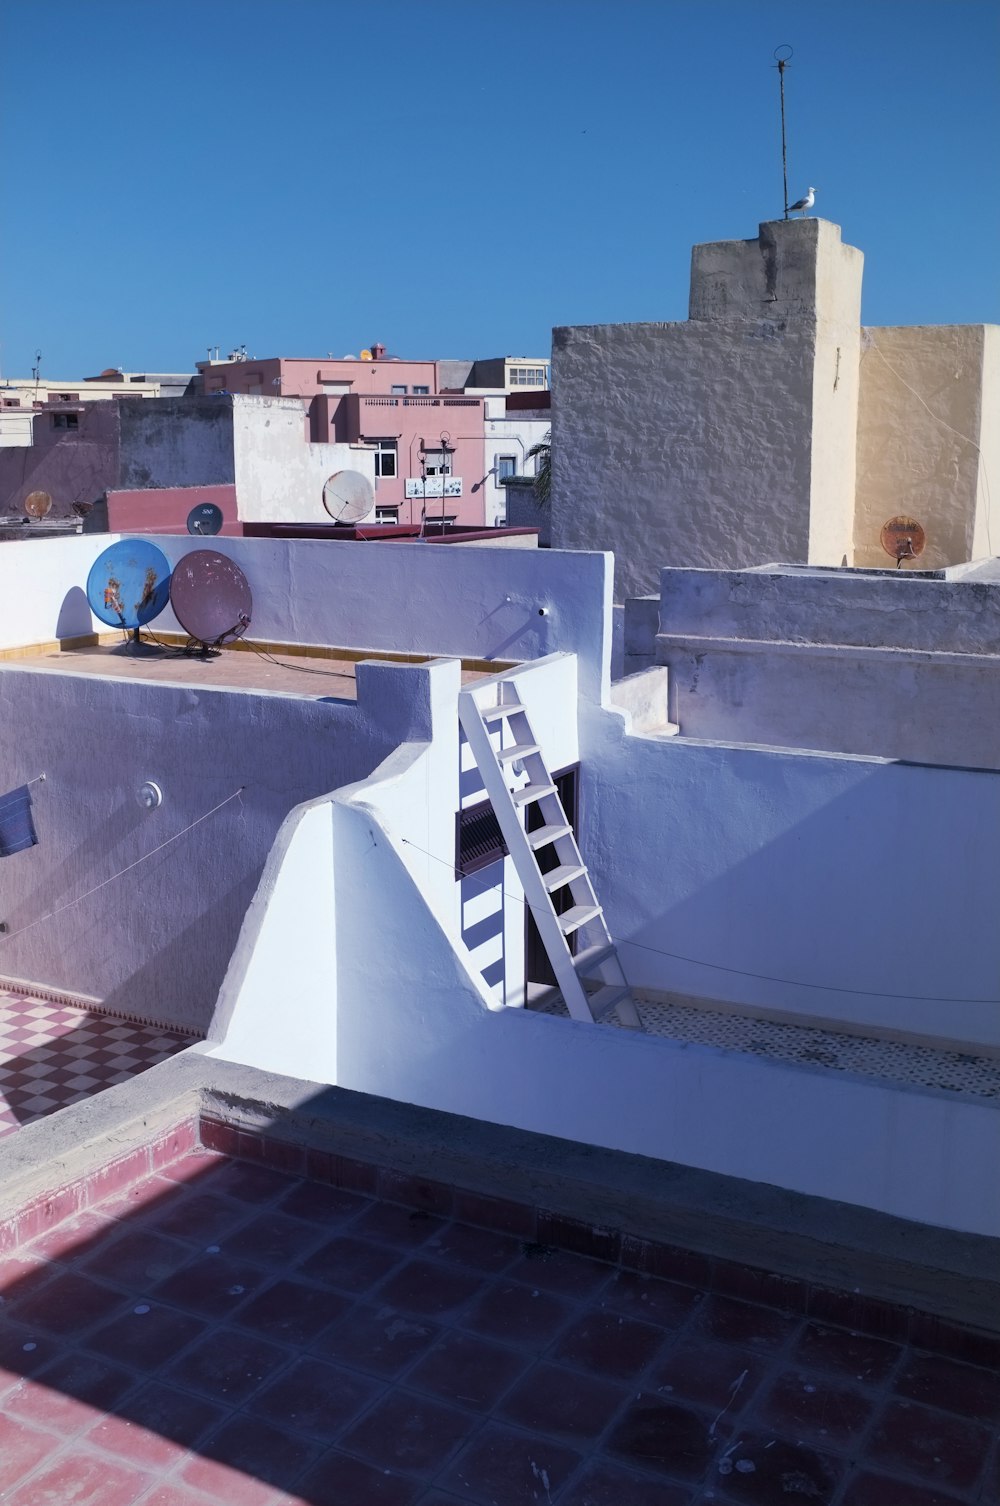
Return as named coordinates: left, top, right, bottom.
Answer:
left=412, top=385, right=430, bottom=395
left=52, top=412, right=79, bottom=429
left=55, top=392, right=79, bottom=402
left=372, top=439, right=397, bottom=478
left=456, top=800, right=508, bottom=877
left=497, top=455, right=517, bottom=485
left=375, top=506, right=398, bottom=524
left=422, top=448, right=453, bottom=476
left=508, top=366, right=547, bottom=386
left=390, top=384, right=408, bottom=395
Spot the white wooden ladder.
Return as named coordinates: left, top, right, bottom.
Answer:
left=458, top=685, right=643, bottom=1029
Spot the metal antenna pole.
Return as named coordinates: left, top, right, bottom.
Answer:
left=773, top=46, right=793, bottom=219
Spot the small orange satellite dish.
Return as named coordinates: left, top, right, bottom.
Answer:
left=880, top=516, right=926, bottom=563
left=359, top=349, right=373, bottom=362
left=24, top=490, right=53, bottom=519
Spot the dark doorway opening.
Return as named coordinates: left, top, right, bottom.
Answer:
left=524, top=764, right=579, bottom=988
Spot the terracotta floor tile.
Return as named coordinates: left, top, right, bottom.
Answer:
left=245, top=1353, right=380, bottom=1439
left=421, top=1221, right=522, bottom=1274
left=339, top=1389, right=471, bottom=1475
left=710, top=1432, right=844, bottom=1503
left=604, top=1393, right=716, bottom=1482
left=893, top=1350, right=1000, bottom=1422
left=106, top=1377, right=225, bottom=1451
left=864, top=1398, right=992, bottom=1492
left=374, top=1257, right=485, bottom=1318
left=276, top=1181, right=371, bottom=1225
left=791, top=1321, right=902, bottom=1384
left=312, top=1300, right=440, bottom=1378
left=180, top=1448, right=288, bottom=1505
left=12, top=1270, right=127, bottom=1337
left=438, top=1420, right=582, bottom=1505
left=690, top=1294, right=799, bottom=1350
left=87, top=1302, right=208, bottom=1368
left=352, top=1203, right=446, bottom=1248
left=140, top=1484, right=232, bottom=1506
left=559, top=1457, right=691, bottom=1505
left=0, top=1254, right=54, bottom=1299
left=0, top=1412, right=61, bottom=1489
left=79, top=1227, right=190, bottom=1290
left=496, top=1359, right=630, bottom=1442
left=219, top=1209, right=333, bottom=1267
left=21, top=1211, right=113, bottom=1264
left=754, top=1368, right=873, bottom=1449
left=290, top=1449, right=423, bottom=1505
left=600, top=1269, right=703, bottom=1329
left=551, top=1308, right=665, bottom=1380
left=0, top=1321, right=63, bottom=1375
left=144, top=1191, right=251, bottom=1244
left=651, top=1336, right=767, bottom=1414
left=193, top=1411, right=324, bottom=1487
left=841, top=1469, right=968, bottom=1506
left=150, top=1251, right=266, bottom=1316
left=84, top=1408, right=190, bottom=1471
left=233, top=1277, right=352, bottom=1346
left=163, top=1325, right=291, bottom=1404
left=461, top=1281, right=575, bottom=1350
left=406, top=1329, right=529, bottom=1410
left=206, top=1160, right=301, bottom=1205
left=3, top=1374, right=105, bottom=1439
left=505, top=1246, right=613, bottom=1300
left=6, top=1449, right=154, bottom=1506
left=296, top=1234, right=402, bottom=1294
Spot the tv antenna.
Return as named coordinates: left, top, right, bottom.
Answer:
left=24, top=490, right=53, bottom=521
left=773, top=46, right=794, bottom=219
left=186, top=501, right=224, bottom=536
left=322, top=469, right=374, bottom=524
left=881, top=516, right=926, bottom=568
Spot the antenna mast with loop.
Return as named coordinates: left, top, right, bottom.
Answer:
left=773, top=46, right=793, bottom=219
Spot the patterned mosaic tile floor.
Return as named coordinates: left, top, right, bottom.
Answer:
left=0, top=991, right=194, bottom=1139
left=0, top=1147, right=997, bottom=1505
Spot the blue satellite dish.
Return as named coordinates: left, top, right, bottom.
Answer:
left=86, top=539, right=172, bottom=630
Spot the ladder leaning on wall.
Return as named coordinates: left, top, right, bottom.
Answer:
left=458, top=685, right=643, bottom=1029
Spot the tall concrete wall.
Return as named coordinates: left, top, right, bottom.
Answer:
left=230, top=398, right=376, bottom=524
left=551, top=220, right=863, bottom=600
left=854, top=325, right=998, bottom=568
left=0, top=403, right=120, bottom=520
left=118, top=397, right=235, bottom=490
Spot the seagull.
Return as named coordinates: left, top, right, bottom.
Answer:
left=788, top=186, right=816, bottom=217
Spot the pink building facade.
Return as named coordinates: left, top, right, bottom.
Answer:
left=200, top=353, right=494, bottom=527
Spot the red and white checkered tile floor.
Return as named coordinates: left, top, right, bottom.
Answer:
left=0, top=990, right=194, bottom=1139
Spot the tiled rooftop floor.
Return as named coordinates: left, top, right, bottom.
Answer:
left=0, top=992, right=194, bottom=1139
left=1, top=1147, right=997, bottom=1505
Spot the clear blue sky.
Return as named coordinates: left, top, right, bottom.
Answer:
left=2, top=0, right=997, bottom=377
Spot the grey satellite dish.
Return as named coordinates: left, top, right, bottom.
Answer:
left=322, top=469, right=375, bottom=523
left=170, top=550, right=252, bottom=654
left=187, top=502, right=224, bottom=536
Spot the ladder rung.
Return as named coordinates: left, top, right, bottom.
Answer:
left=543, top=863, right=586, bottom=893
left=527, top=822, right=571, bottom=850
left=497, top=742, right=540, bottom=764
left=574, top=942, right=617, bottom=974
left=482, top=701, right=524, bottom=725
left=590, top=985, right=632, bottom=1022
left=559, top=903, right=602, bottom=936
left=512, top=782, right=556, bottom=807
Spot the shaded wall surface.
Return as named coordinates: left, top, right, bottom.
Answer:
left=0, top=404, right=120, bottom=520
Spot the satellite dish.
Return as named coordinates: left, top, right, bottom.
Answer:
left=880, top=516, right=926, bottom=564
left=359, top=349, right=373, bottom=362
left=24, top=491, right=53, bottom=519
left=86, top=540, right=172, bottom=649
left=170, top=550, right=252, bottom=652
left=323, top=469, right=375, bottom=523
left=187, top=502, right=224, bottom=536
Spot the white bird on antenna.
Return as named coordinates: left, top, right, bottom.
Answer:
left=788, top=186, right=816, bottom=217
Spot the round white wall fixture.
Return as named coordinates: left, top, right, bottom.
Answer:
left=137, top=781, right=162, bottom=810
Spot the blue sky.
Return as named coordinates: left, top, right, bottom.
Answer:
left=2, top=0, right=997, bottom=377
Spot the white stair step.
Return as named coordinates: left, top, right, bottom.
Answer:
left=574, top=942, right=617, bottom=974
left=497, top=742, right=540, bottom=765
left=559, top=903, right=602, bottom=936
left=543, top=863, right=586, bottom=893
left=512, top=782, right=556, bottom=807
left=590, top=985, right=632, bottom=1022
left=527, top=822, right=571, bottom=850
left=482, top=701, right=524, bottom=725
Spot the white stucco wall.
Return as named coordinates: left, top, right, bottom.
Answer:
left=482, top=406, right=548, bottom=526
left=230, top=397, right=377, bottom=524
left=854, top=325, right=998, bottom=568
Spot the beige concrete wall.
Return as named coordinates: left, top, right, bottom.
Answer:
left=551, top=219, right=863, bottom=600
left=232, top=397, right=377, bottom=524
left=854, top=325, right=993, bottom=568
